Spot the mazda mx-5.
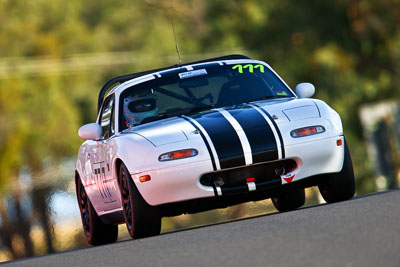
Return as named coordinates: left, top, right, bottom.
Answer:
left=75, top=55, right=355, bottom=245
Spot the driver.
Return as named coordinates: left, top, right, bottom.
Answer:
left=123, top=89, right=158, bottom=127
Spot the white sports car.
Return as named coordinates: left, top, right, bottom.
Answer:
left=75, top=55, right=355, bottom=245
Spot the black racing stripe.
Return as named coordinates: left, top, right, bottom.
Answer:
left=227, top=107, right=278, bottom=163
left=182, top=116, right=217, bottom=171
left=252, top=104, right=285, bottom=158
left=191, top=111, right=245, bottom=169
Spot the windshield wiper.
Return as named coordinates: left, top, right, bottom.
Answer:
left=247, top=95, right=277, bottom=103
left=129, top=105, right=215, bottom=127
left=187, top=105, right=215, bottom=113
left=169, top=105, right=215, bottom=117
left=139, top=114, right=170, bottom=125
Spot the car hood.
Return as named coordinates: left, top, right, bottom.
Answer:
left=127, top=98, right=319, bottom=147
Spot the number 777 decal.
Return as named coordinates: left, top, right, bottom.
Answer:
left=232, top=64, right=265, bottom=74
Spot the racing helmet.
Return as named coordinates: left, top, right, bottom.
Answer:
left=123, top=89, right=158, bottom=126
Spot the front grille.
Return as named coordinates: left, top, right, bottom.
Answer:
left=200, top=159, right=297, bottom=193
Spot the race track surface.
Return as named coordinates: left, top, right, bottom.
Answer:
left=5, top=189, right=400, bottom=267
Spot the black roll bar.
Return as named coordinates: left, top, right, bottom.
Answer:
left=97, top=54, right=251, bottom=113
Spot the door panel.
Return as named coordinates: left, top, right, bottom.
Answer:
left=90, top=94, right=121, bottom=212
left=93, top=161, right=115, bottom=203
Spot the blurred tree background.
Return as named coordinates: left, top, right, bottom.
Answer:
left=0, top=0, right=399, bottom=261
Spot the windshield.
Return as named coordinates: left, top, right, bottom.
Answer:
left=119, top=63, right=293, bottom=130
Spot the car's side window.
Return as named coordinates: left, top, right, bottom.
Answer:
left=100, top=95, right=115, bottom=139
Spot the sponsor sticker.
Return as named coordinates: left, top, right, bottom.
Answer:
left=276, top=91, right=288, bottom=96
left=281, top=173, right=295, bottom=183
left=179, top=69, right=208, bottom=79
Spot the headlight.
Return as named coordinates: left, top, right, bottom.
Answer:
left=158, top=149, right=198, bottom=161
left=290, top=126, right=325, bottom=138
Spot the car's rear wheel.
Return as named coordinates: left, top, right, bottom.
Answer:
left=118, top=163, right=161, bottom=239
left=76, top=176, right=118, bottom=245
left=271, top=188, right=305, bottom=212
left=318, top=141, right=355, bottom=203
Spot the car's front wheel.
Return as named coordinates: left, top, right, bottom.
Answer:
left=318, top=141, right=355, bottom=203
left=76, top=175, right=118, bottom=245
left=118, top=163, right=161, bottom=239
left=271, top=188, right=305, bottom=212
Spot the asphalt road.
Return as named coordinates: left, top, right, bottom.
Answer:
left=5, top=189, right=400, bottom=267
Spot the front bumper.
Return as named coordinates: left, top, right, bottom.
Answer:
left=133, top=135, right=345, bottom=206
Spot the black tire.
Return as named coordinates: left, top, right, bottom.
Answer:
left=118, top=163, right=161, bottom=239
left=271, top=188, right=305, bottom=212
left=318, top=141, right=355, bottom=203
left=76, top=175, right=118, bottom=245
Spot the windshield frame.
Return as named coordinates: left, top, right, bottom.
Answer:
left=112, top=60, right=295, bottom=133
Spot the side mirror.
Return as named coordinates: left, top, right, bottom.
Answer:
left=295, top=83, right=315, bottom=98
left=78, top=123, right=102, bottom=140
